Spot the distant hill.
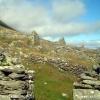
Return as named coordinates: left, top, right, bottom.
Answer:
left=0, top=20, right=15, bottom=30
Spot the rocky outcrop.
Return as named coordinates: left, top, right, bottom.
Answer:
left=0, top=53, right=35, bottom=100
left=73, top=64, right=100, bottom=100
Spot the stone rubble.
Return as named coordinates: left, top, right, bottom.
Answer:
left=0, top=53, right=35, bottom=100
left=73, top=64, right=100, bottom=100
left=29, top=55, right=86, bottom=76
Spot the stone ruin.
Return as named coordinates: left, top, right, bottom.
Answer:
left=73, top=64, right=100, bottom=100
left=56, top=37, right=66, bottom=46
left=0, top=53, right=35, bottom=100
left=29, top=31, right=40, bottom=46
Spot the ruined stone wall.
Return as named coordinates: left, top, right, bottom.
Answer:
left=0, top=53, right=35, bottom=100
left=29, top=55, right=86, bottom=76
left=73, top=65, right=100, bottom=100
left=29, top=31, right=40, bottom=46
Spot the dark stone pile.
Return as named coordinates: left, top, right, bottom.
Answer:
left=73, top=64, right=100, bottom=100
left=0, top=53, right=35, bottom=100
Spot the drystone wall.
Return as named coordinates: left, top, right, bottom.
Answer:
left=73, top=64, right=100, bottom=100
left=0, top=53, right=35, bottom=100
left=29, top=55, right=86, bottom=76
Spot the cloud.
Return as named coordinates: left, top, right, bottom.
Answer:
left=33, top=22, right=100, bottom=37
left=52, top=0, right=86, bottom=22
left=0, top=0, right=100, bottom=39
left=0, top=0, right=49, bottom=30
left=82, top=40, right=100, bottom=48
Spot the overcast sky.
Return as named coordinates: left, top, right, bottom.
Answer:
left=0, top=0, right=100, bottom=47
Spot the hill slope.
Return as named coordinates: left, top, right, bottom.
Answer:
left=0, top=20, right=15, bottom=30
left=0, top=21, right=100, bottom=100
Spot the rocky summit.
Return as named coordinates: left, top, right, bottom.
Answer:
left=0, top=53, right=35, bottom=100
left=73, top=64, right=100, bottom=100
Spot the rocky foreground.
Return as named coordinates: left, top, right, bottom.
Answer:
left=73, top=64, right=100, bottom=100
left=0, top=53, right=35, bottom=100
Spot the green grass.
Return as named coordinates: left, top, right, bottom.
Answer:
left=23, top=61, right=76, bottom=100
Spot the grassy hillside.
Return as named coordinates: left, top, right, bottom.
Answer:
left=0, top=26, right=99, bottom=100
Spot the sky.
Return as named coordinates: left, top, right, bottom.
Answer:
left=0, top=0, right=100, bottom=47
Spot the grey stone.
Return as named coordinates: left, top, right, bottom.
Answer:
left=13, top=65, right=25, bottom=74
left=0, top=71, right=5, bottom=79
left=9, top=73, right=28, bottom=80
left=0, top=80, right=26, bottom=90
left=0, top=95, right=10, bottom=100
left=11, top=58, right=21, bottom=65
left=80, top=73, right=97, bottom=80
left=74, top=82, right=93, bottom=89
left=73, top=89, right=100, bottom=100
left=83, top=80, right=100, bottom=86
left=1, top=68, right=12, bottom=76
left=84, top=71, right=98, bottom=77
left=73, top=64, right=100, bottom=99
left=10, top=95, right=25, bottom=100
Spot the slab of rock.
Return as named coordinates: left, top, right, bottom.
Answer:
left=73, top=64, right=100, bottom=100
left=83, top=80, right=100, bottom=86
left=73, top=89, right=100, bottom=100
left=9, top=73, right=28, bottom=80
left=0, top=80, right=26, bottom=90
left=80, top=73, right=97, bottom=80
left=74, top=82, right=93, bottom=89
left=0, top=95, right=10, bottom=100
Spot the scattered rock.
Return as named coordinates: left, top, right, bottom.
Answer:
left=73, top=64, right=100, bottom=100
